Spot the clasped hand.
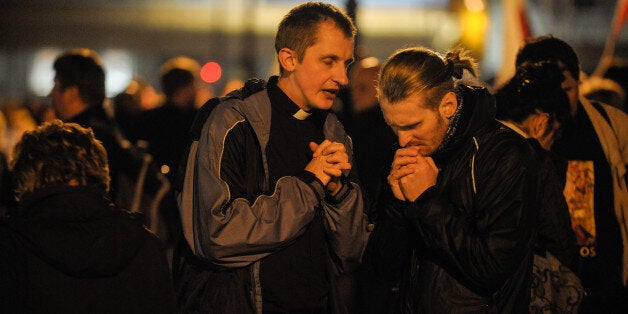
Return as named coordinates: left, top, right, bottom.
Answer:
left=388, top=146, right=439, bottom=202
left=305, top=140, right=351, bottom=196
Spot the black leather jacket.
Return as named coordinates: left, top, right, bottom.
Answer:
left=367, top=85, right=540, bottom=313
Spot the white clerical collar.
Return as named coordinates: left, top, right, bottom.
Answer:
left=293, top=109, right=312, bottom=120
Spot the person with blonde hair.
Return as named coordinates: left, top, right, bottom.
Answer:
left=364, top=46, right=539, bottom=313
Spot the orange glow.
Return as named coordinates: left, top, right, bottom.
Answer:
left=460, top=9, right=488, bottom=53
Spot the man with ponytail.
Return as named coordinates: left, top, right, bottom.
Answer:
left=362, top=46, right=539, bottom=313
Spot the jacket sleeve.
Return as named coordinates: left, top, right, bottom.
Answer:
left=397, top=136, right=539, bottom=295
left=321, top=180, right=369, bottom=273
left=319, top=114, right=370, bottom=274
left=182, top=104, right=326, bottom=268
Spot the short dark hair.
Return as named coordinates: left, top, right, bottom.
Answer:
left=275, top=2, right=356, bottom=74
left=161, top=69, right=194, bottom=99
left=515, top=35, right=580, bottom=81
left=53, top=49, right=106, bottom=107
left=495, top=61, right=570, bottom=128
left=11, top=120, right=110, bottom=201
left=159, top=56, right=200, bottom=99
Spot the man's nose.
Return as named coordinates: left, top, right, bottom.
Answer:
left=397, top=131, right=411, bottom=147
left=333, top=64, right=349, bottom=86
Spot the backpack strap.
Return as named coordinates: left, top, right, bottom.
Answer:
left=174, top=78, right=267, bottom=192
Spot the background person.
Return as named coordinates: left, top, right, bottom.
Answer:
left=340, top=56, right=397, bottom=201
left=0, top=120, right=175, bottom=313
left=494, top=61, right=583, bottom=312
left=48, top=48, right=164, bottom=213
left=135, top=56, right=201, bottom=246
left=516, top=35, right=628, bottom=312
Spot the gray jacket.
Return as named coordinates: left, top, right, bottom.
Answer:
left=177, top=82, right=369, bottom=313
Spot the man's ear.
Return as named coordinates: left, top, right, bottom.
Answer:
left=439, top=91, right=457, bottom=119
left=278, top=48, right=297, bottom=72
left=530, top=112, right=550, bottom=138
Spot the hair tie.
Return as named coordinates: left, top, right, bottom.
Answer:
left=446, top=59, right=463, bottom=79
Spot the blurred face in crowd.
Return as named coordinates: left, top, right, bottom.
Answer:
left=349, top=60, right=380, bottom=113
left=561, top=69, right=580, bottom=117
left=175, top=82, right=198, bottom=109
left=48, top=77, right=75, bottom=120
left=277, top=20, right=354, bottom=112
left=381, top=91, right=457, bottom=156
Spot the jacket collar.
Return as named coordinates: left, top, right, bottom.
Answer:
left=431, top=85, right=496, bottom=163
left=17, top=185, right=114, bottom=220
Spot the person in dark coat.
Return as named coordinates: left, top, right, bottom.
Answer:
left=138, top=56, right=199, bottom=182
left=112, top=76, right=162, bottom=143
left=516, top=36, right=628, bottom=313
left=0, top=120, right=176, bottom=313
left=365, top=46, right=539, bottom=313
left=48, top=49, right=160, bottom=212
left=341, top=56, right=397, bottom=202
left=135, top=56, right=200, bottom=245
left=494, top=61, right=583, bottom=312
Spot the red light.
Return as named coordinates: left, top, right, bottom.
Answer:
left=200, top=61, right=222, bottom=83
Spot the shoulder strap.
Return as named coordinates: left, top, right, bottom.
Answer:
left=189, top=78, right=267, bottom=142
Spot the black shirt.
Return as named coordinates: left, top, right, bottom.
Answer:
left=260, top=77, right=330, bottom=312
left=551, top=102, right=623, bottom=294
